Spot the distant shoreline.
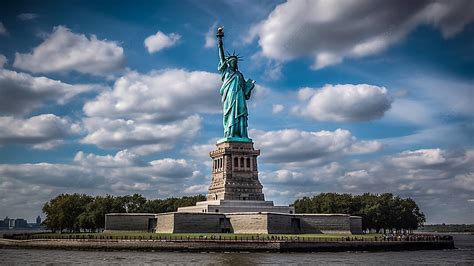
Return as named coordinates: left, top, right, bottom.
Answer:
left=0, top=238, right=455, bottom=253
left=414, top=231, right=474, bottom=235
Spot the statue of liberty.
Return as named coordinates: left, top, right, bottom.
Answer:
left=216, top=26, right=255, bottom=142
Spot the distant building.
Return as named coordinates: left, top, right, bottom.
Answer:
left=8, top=218, right=15, bottom=229
left=2, top=216, right=10, bottom=228
left=14, top=218, right=28, bottom=228
left=36, top=215, right=42, bottom=226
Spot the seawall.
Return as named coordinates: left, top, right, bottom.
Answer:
left=0, top=238, right=455, bottom=252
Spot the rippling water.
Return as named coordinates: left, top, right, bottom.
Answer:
left=2, top=234, right=473, bottom=265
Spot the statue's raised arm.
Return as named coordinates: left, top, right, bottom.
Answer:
left=217, top=27, right=225, bottom=65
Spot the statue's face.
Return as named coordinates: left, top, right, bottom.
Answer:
left=229, top=59, right=237, bottom=70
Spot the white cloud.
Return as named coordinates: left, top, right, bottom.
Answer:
left=0, top=154, right=196, bottom=191
left=0, top=150, right=202, bottom=221
left=407, top=75, right=474, bottom=118
left=249, top=0, right=474, bottom=69
left=258, top=147, right=474, bottom=223
left=271, top=169, right=304, bottom=183
left=251, top=128, right=382, bottom=163
left=0, top=69, right=101, bottom=116
left=249, top=52, right=284, bottom=80
left=80, top=68, right=222, bottom=155
left=204, top=22, right=217, bottom=48
left=186, top=141, right=216, bottom=160
left=339, top=148, right=474, bottom=195
left=73, top=150, right=196, bottom=179
left=0, top=54, right=7, bottom=68
left=81, top=115, right=201, bottom=155
left=386, top=99, right=435, bottom=125
left=0, top=114, right=79, bottom=149
left=272, top=104, right=284, bottom=114
left=13, top=26, right=124, bottom=76
left=184, top=184, right=208, bottom=194
left=0, top=163, right=104, bottom=189
left=293, top=84, right=392, bottom=122
left=0, top=22, right=7, bottom=35
left=149, top=158, right=196, bottom=179
left=144, top=31, right=181, bottom=53
left=83, top=69, right=221, bottom=122
left=74, top=149, right=147, bottom=168
left=17, top=13, right=39, bottom=21
left=454, top=173, right=474, bottom=191
left=390, top=149, right=447, bottom=168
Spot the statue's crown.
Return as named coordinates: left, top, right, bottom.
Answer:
left=226, top=51, right=243, bottom=62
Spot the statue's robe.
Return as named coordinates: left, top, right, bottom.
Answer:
left=218, top=61, right=254, bottom=139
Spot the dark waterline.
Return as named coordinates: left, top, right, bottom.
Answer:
left=1, top=234, right=473, bottom=265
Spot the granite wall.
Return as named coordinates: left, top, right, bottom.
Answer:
left=105, top=213, right=155, bottom=231
left=299, top=214, right=351, bottom=234
left=350, top=216, right=363, bottom=234
left=156, top=213, right=225, bottom=233
left=227, top=213, right=268, bottom=234
left=106, top=212, right=361, bottom=234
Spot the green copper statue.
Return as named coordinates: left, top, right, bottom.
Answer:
left=217, top=26, right=255, bottom=143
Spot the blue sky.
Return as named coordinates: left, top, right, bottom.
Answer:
left=0, top=0, right=473, bottom=223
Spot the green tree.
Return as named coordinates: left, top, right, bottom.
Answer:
left=77, top=195, right=126, bottom=232
left=142, top=195, right=206, bottom=213
left=293, top=192, right=425, bottom=233
left=119, top=194, right=147, bottom=213
left=42, top=193, right=92, bottom=232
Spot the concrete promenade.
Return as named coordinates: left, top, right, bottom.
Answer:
left=0, top=237, right=455, bottom=252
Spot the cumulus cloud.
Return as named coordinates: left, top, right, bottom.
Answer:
left=249, top=0, right=474, bottom=69
left=186, top=142, right=216, bottom=160
left=81, top=69, right=222, bottom=154
left=72, top=150, right=196, bottom=180
left=385, top=99, right=435, bottom=125
left=144, top=31, right=181, bottom=53
left=266, top=169, right=304, bottom=184
left=0, top=22, right=7, bottom=35
left=0, top=163, right=106, bottom=189
left=13, top=26, right=124, bottom=76
left=0, top=154, right=197, bottom=203
left=337, top=148, right=474, bottom=200
left=81, top=115, right=201, bottom=155
left=251, top=128, right=382, bottom=164
left=204, top=22, right=217, bottom=48
left=74, top=149, right=148, bottom=168
left=17, top=13, right=39, bottom=21
left=390, top=149, right=447, bottom=168
left=454, top=173, right=474, bottom=191
left=293, top=84, right=392, bottom=122
left=83, top=69, right=221, bottom=122
left=0, top=114, right=80, bottom=149
left=272, top=104, right=284, bottom=114
left=184, top=184, right=208, bottom=194
left=407, top=75, right=474, bottom=118
left=0, top=54, right=7, bottom=68
left=0, top=150, right=200, bottom=220
left=259, top=147, right=474, bottom=223
left=0, top=69, right=100, bottom=116
left=149, top=158, right=197, bottom=179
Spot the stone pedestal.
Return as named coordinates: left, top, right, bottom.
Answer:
left=177, top=200, right=294, bottom=214
left=207, top=141, right=264, bottom=201
left=177, top=140, right=294, bottom=214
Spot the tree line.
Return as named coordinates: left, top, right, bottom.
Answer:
left=42, top=192, right=425, bottom=233
left=292, top=193, right=426, bottom=233
left=42, top=194, right=205, bottom=232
